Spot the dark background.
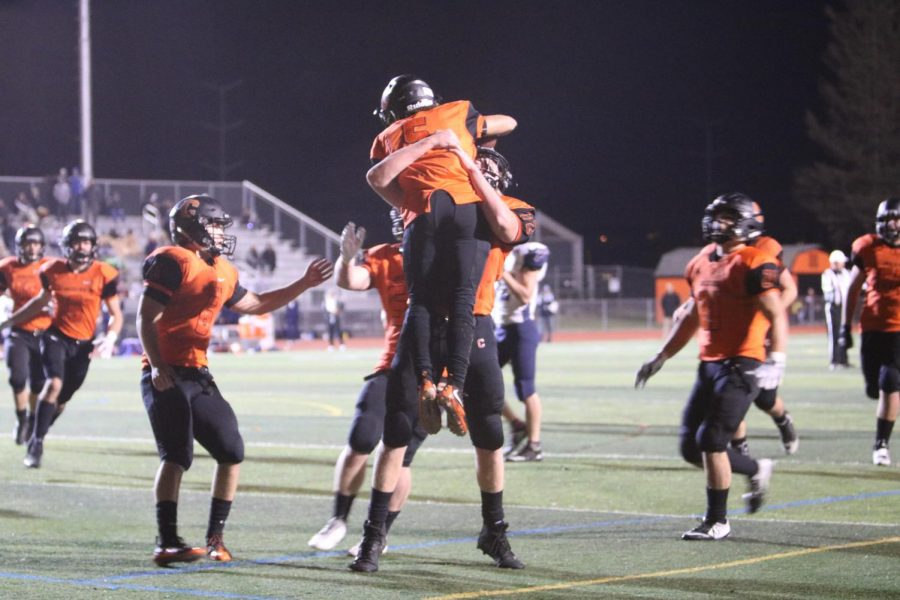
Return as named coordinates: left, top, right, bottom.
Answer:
left=0, top=0, right=833, bottom=266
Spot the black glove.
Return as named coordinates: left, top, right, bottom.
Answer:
left=838, top=323, right=853, bottom=350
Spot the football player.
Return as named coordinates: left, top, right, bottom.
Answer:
left=483, top=148, right=549, bottom=462
left=138, top=195, right=332, bottom=566
left=635, top=193, right=787, bottom=540
left=0, top=220, right=122, bottom=469
left=351, top=143, right=530, bottom=573
left=369, top=75, right=517, bottom=437
left=841, top=198, right=900, bottom=466
left=730, top=203, right=799, bottom=456
left=308, top=208, right=416, bottom=552
left=0, top=225, right=51, bottom=445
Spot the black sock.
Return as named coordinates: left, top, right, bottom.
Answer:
left=481, top=490, right=504, bottom=526
left=206, top=497, right=232, bottom=539
left=15, top=409, right=26, bottom=426
left=366, top=488, right=392, bottom=526
left=730, top=437, right=747, bottom=450
left=725, top=447, right=757, bottom=476
left=705, top=487, right=729, bottom=523
left=156, top=500, right=179, bottom=546
left=773, top=412, right=789, bottom=426
left=33, top=400, right=55, bottom=441
left=385, top=510, right=400, bottom=534
left=334, top=492, right=355, bottom=521
left=875, top=418, right=895, bottom=448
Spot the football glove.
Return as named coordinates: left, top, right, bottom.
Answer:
left=838, top=324, right=853, bottom=350
left=635, top=353, right=666, bottom=389
left=753, top=351, right=786, bottom=390
left=340, top=222, right=366, bottom=262
left=93, top=331, right=118, bottom=359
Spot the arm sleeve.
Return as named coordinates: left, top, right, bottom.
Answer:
left=142, top=253, right=182, bottom=305
left=512, top=208, right=536, bottom=244
left=224, top=284, right=248, bottom=308
left=101, top=276, right=119, bottom=299
left=465, top=102, right=482, bottom=140
left=745, top=262, right=780, bottom=296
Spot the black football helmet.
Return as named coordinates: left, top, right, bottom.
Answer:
left=389, top=208, right=404, bottom=242
left=701, top=193, right=765, bottom=244
left=374, top=75, right=440, bottom=127
left=476, top=147, right=514, bottom=193
left=15, top=224, right=45, bottom=264
left=61, top=220, right=98, bottom=266
left=876, top=197, right=900, bottom=246
left=169, top=194, right=236, bottom=258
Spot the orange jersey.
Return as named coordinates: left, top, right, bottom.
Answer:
left=851, top=233, right=900, bottom=332
left=685, top=244, right=780, bottom=361
left=40, top=258, right=119, bottom=341
left=141, top=246, right=246, bottom=368
left=0, top=256, right=52, bottom=332
left=371, top=100, right=486, bottom=226
left=362, top=242, right=407, bottom=372
left=474, top=196, right=537, bottom=316
left=754, top=236, right=784, bottom=268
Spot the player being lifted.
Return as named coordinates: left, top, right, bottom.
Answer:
left=841, top=198, right=900, bottom=466
left=138, top=195, right=332, bottom=566
left=636, top=193, right=786, bottom=540
left=369, top=75, right=516, bottom=436
left=352, top=142, right=529, bottom=573
left=0, top=225, right=51, bottom=445
left=0, top=220, right=122, bottom=469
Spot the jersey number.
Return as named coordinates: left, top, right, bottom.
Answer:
left=402, top=117, right=429, bottom=144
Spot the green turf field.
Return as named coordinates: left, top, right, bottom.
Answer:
left=0, top=333, right=898, bottom=599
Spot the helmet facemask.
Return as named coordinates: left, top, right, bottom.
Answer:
left=15, top=227, right=44, bottom=264
left=876, top=198, right=900, bottom=246
left=476, top=147, right=514, bottom=193
left=389, top=208, right=404, bottom=243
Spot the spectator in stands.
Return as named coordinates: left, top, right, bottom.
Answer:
left=246, top=246, right=260, bottom=270
left=261, top=243, right=277, bottom=273
left=660, top=283, right=681, bottom=336
left=53, top=168, right=71, bottom=221
left=144, top=231, right=160, bottom=257
left=284, top=300, right=300, bottom=341
left=106, top=191, right=125, bottom=224
left=69, top=168, right=84, bottom=217
left=14, top=192, right=39, bottom=225
left=81, top=179, right=102, bottom=225
left=323, top=289, right=345, bottom=351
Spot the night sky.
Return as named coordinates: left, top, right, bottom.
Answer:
left=0, top=0, right=833, bottom=266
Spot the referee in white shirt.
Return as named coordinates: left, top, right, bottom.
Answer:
left=822, top=250, right=852, bottom=369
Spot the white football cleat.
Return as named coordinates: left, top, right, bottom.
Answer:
left=308, top=517, right=347, bottom=551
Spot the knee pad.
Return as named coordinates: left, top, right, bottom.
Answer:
left=163, top=449, right=193, bottom=471
left=753, top=387, right=777, bottom=412
left=679, top=433, right=703, bottom=468
left=469, top=413, right=504, bottom=451
left=696, top=421, right=730, bottom=453
left=383, top=409, right=414, bottom=448
left=403, top=426, right=428, bottom=467
left=514, top=379, right=536, bottom=403
left=213, top=435, right=245, bottom=465
left=879, top=365, right=900, bottom=394
left=348, top=413, right=382, bottom=455
left=8, top=376, right=26, bottom=394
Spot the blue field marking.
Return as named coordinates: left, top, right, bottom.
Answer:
left=2, top=487, right=898, bottom=598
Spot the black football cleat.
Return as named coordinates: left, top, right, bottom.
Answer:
left=477, top=521, right=524, bottom=569
left=23, top=438, right=43, bottom=469
left=348, top=520, right=386, bottom=573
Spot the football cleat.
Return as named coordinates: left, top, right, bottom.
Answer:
left=23, top=438, right=43, bottom=469
left=308, top=517, right=348, bottom=551
left=682, top=519, right=731, bottom=541
left=477, top=521, right=524, bottom=569
left=13, top=419, right=28, bottom=446
left=438, top=385, right=468, bottom=437
left=505, top=422, right=527, bottom=457
left=347, top=537, right=389, bottom=557
left=743, top=458, right=774, bottom=513
left=418, top=378, right=441, bottom=435
left=348, top=521, right=387, bottom=573
left=777, top=413, right=799, bottom=455
left=206, top=534, right=232, bottom=562
left=153, top=538, right=206, bottom=566
left=873, top=446, right=891, bottom=466
left=506, top=443, right=543, bottom=463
